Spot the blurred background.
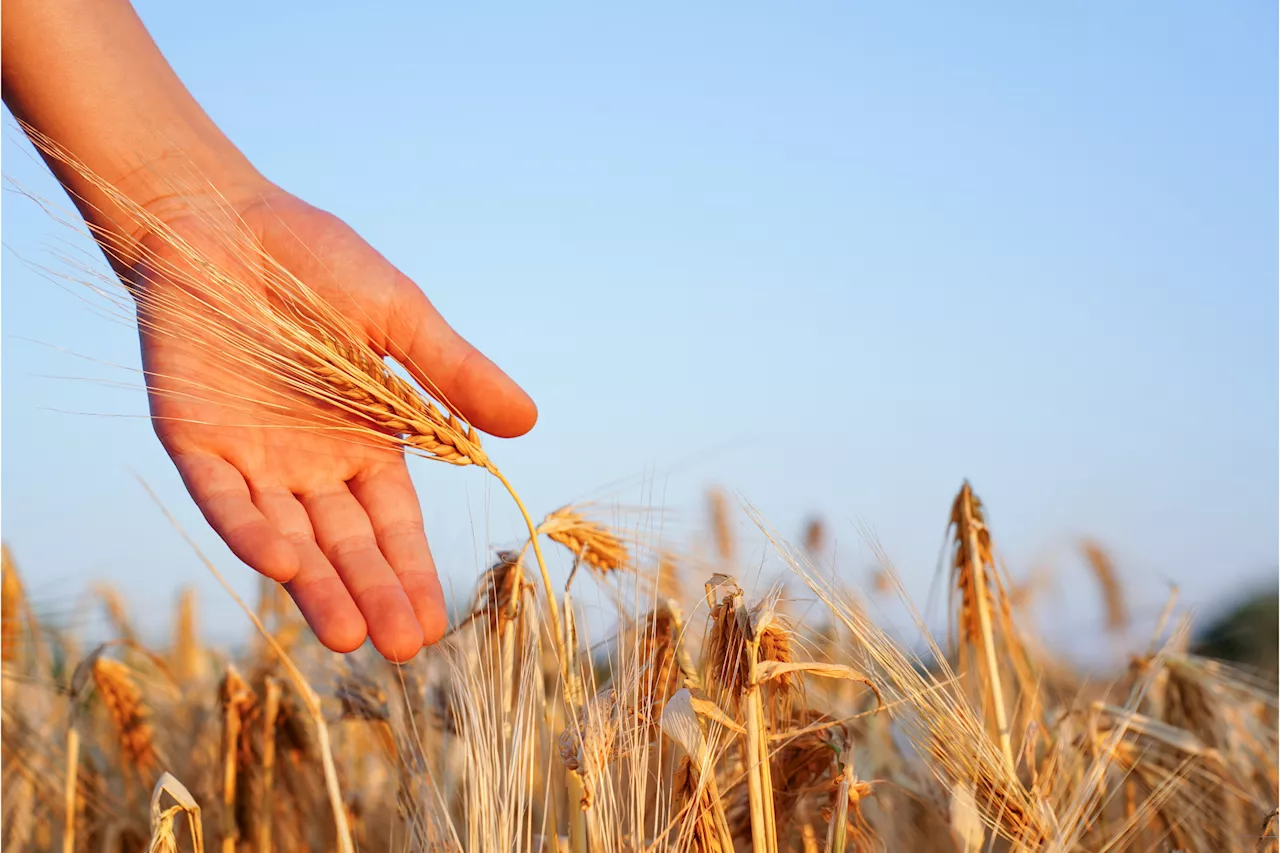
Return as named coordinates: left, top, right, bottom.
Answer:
left=3, top=3, right=1275, bottom=669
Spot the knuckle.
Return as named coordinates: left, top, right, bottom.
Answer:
left=324, top=532, right=380, bottom=564
left=374, top=518, right=426, bottom=542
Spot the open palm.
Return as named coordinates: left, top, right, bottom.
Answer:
left=136, top=189, right=536, bottom=661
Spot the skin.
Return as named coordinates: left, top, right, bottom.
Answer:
left=3, top=0, right=537, bottom=662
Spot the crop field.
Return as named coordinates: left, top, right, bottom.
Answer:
left=2, top=475, right=1277, bottom=853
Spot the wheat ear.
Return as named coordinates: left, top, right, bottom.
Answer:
left=92, top=656, right=160, bottom=775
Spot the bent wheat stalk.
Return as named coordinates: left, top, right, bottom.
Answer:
left=148, top=772, right=205, bottom=853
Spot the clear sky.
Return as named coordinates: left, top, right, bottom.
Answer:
left=3, top=2, right=1276, bottom=658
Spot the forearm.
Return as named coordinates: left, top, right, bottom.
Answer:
left=1, top=0, right=265, bottom=264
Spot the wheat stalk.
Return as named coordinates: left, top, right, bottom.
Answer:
left=219, top=665, right=257, bottom=853
left=258, top=677, right=282, bottom=853
left=801, top=517, right=825, bottom=557
left=1081, top=539, right=1128, bottom=634
left=950, top=481, right=1016, bottom=775
left=1, top=546, right=24, bottom=666
left=823, top=757, right=853, bottom=853
left=703, top=579, right=795, bottom=853
left=94, top=584, right=138, bottom=645
left=172, top=587, right=201, bottom=683
left=671, top=755, right=730, bottom=853
left=707, top=489, right=735, bottom=567
left=148, top=773, right=205, bottom=853
left=62, top=723, right=79, bottom=853
left=661, top=688, right=736, bottom=853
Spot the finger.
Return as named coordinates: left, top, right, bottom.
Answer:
left=253, top=487, right=367, bottom=654
left=348, top=461, right=447, bottom=645
left=384, top=280, right=538, bottom=439
left=299, top=485, right=424, bottom=661
left=170, top=452, right=298, bottom=582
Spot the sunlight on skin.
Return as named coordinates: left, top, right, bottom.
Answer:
left=2, top=0, right=537, bottom=660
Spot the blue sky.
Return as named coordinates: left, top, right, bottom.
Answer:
left=3, top=2, right=1275, bottom=657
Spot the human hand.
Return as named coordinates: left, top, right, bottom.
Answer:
left=3, top=0, right=540, bottom=661
left=137, top=188, right=537, bottom=661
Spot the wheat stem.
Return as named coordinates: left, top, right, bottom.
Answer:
left=959, top=493, right=1016, bottom=775
left=558, top=591, right=590, bottom=853
left=740, top=602, right=778, bottom=853
left=221, top=674, right=243, bottom=853
left=500, top=619, right=517, bottom=729
left=706, top=772, right=737, bottom=853
left=489, top=467, right=586, bottom=853
left=488, top=468, right=568, bottom=687
left=825, top=757, right=853, bottom=853
left=259, top=677, right=281, bottom=853
left=63, top=725, right=79, bottom=853
left=566, top=772, right=589, bottom=853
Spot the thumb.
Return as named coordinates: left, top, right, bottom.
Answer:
left=382, top=278, right=538, bottom=439
left=256, top=202, right=537, bottom=437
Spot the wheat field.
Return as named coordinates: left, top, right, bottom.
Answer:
left=3, top=478, right=1277, bottom=853
left=1, top=126, right=1277, bottom=853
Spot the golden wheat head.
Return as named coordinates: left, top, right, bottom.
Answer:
left=539, top=507, right=630, bottom=577
left=92, top=657, right=159, bottom=774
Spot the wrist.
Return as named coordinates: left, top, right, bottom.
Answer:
left=2, top=0, right=273, bottom=259
left=108, top=127, right=273, bottom=240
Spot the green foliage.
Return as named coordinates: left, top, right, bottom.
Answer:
left=1192, top=585, right=1279, bottom=678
